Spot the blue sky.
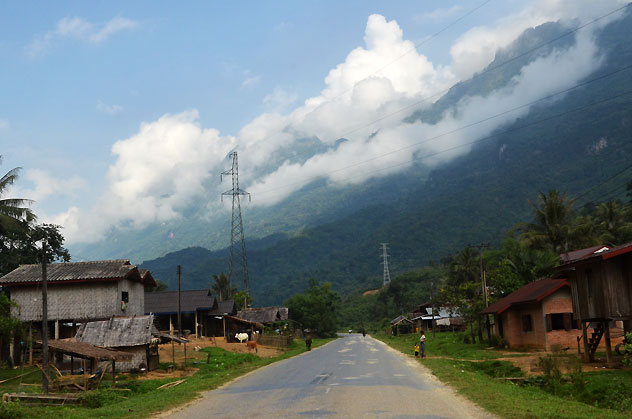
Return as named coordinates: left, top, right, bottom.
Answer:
left=1, top=0, right=622, bottom=247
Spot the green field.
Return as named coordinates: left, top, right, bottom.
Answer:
left=375, top=331, right=632, bottom=419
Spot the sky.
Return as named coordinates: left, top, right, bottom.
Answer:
left=1, top=0, right=628, bottom=248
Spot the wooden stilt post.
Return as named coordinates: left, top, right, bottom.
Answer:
left=112, top=360, right=116, bottom=388
left=581, top=321, right=591, bottom=362
left=603, top=320, right=613, bottom=364
left=195, top=311, right=199, bottom=339
left=28, top=323, right=33, bottom=365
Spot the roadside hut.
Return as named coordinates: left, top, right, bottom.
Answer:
left=75, top=315, right=158, bottom=371
left=144, top=290, right=220, bottom=337
left=555, top=242, right=632, bottom=362
left=390, top=315, right=414, bottom=335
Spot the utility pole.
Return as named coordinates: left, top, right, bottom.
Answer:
left=381, top=243, right=391, bottom=287
left=177, top=265, right=182, bottom=337
left=473, top=243, right=491, bottom=344
left=431, top=280, right=436, bottom=338
left=221, top=151, right=251, bottom=310
left=41, top=241, right=49, bottom=393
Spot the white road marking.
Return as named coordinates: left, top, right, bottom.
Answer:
left=326, top=387, right=331, bottom=394
left=393, top=374, right=406, bottom=377
left=338, top=348, right=351, bottom=353
left=339, top=360, right=356, bottom=365
left=369, top=348, right=379, bottom=352
left=367, top=359, right=378, bottom=364
left=343, top=377, right=359, bottom=380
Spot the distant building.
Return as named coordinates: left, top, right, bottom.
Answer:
left=0, top=259, right=155, bottom=338
left=480, top=277, right=622, bottom=351
left=144, top=290, right=235, bottom=337
left=235, top=307, right=288, bottom=324
left=75, top=315, right=159, bottom=371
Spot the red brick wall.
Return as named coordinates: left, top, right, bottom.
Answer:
left=501, top=302, right=545, bottom=349
left=498, top=288, right=624, bottom=351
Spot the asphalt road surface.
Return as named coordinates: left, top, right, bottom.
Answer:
left=163, top=334, right=493, bottom=418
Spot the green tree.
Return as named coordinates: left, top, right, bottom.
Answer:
left=210, top=272, right=236, bottom=301
left=0, top=158, right=35, bottom=235
left=286, top=278, right=340, bottom=337
left=233, top=291, right=253, bottom=311
left=519, top=190, right=577, bottom=253
left=593, top=200, right=632, bottom=245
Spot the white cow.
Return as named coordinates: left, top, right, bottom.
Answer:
left=235, top=333, right=249, bottom=343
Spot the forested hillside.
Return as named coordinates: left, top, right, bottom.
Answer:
left=141, top=11, right=632, bottom=305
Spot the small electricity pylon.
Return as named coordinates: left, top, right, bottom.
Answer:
left=221, top=151, right=251, bottom=308
left=381, top=243, right=391, bottom=287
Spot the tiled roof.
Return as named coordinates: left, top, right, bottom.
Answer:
left=138, top=269, right=157, bottom=287
left=0, top=260, right=143, bottom=286
left=559, top=245, right=610, bottom=263
left=144, top=290, right=217, bottom=315
left=480, top=278, right=569, bottom=315
left=75, top=315, right=154, bottom=347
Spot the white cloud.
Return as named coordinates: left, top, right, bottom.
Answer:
left=52, top=4, right=623, bottom=243
left=27, top=16, right=138, bottom=56
left=263, top=87, right=298, bottom=111
left=19, top=169, right=87, bottom=202
left=0, top=119, right=8, bottom=129
left=89, top=17, right=137, bottom=44
left=241, top=74, right=262, bottom=89
left=449, top=0, right=626, bottom=80
left=414, top=5, right=462, bottom=22
left=97, top=101, right=123, bottom=115
left=58, top=111, right=236, bottom=243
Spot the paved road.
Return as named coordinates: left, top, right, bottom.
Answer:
left=164, top=334, right=492, bottom=418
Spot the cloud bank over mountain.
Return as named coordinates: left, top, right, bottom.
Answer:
left=44, top=0, right=626, bottom=244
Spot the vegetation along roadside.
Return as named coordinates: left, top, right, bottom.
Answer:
left=376, top=331, right=632, bottom=419
left=0, top=338, right=334, bottom=419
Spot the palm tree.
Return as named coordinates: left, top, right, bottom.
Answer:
left=0, top=157, right=35, bottom=234
left=519, top=190, right=576, bottom=253
left=594, top=200, right=632, bottom=246
left=210, top=272, right=236, bottom=301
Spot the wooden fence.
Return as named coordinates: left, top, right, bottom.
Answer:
left=255, top=334, right=294, bottom=348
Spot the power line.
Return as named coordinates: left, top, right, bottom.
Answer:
left=255, top=64, right=632, bottom=197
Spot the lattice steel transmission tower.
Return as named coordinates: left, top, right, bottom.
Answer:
left=221, top=151, right=251, bottom=306
left=381, top=243, right=391, bottom=287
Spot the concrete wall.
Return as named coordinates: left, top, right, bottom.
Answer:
left=10, top=280, right=144, bottom=322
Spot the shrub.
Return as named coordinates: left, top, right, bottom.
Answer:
left=79, top=389, right=121, bottom=408
left=0, top=401, right=25, bottom=419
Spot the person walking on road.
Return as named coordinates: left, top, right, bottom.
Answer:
left=419, top=330, right=426, bottom=359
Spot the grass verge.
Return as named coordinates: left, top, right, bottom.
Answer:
left=375, top=332, right=632, bottom=418
left=0, top=338, right=333, bottom=418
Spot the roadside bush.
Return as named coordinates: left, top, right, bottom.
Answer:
left=0, top=401, right=24, bottom=419
left=79, top=389, right=122, bottom=408
left=469, top=360, right=523, bottom=378
left=489, top=335, right=508, bottom=348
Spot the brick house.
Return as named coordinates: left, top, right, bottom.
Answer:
left=481, top=278, right=587, bottom=350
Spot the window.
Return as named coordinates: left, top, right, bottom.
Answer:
left=121, top=291, right=129, bottom=303
left=550, top=313, right=565, bottom=330
left=522, top=314, right=533, bottom=332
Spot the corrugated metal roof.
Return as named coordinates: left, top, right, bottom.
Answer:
left=236, top=307, right=286, bottom=323
left=0, top=260, right=143, bottom=285
left=75, top=315, right=154, bottom=347
left=559, top=245, right=610, bottom=263
left=557, top=241, right=632, bottom=269
left=209, top=300, right=236, bottom=316
left=144, top=290, right=217, bottom=315
left=480, top=278, right=569, bottom=315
